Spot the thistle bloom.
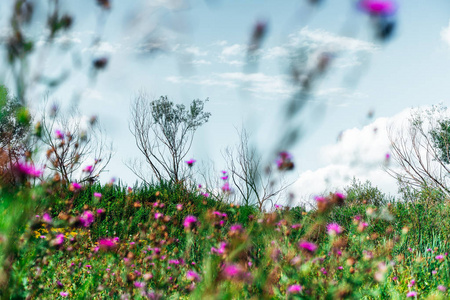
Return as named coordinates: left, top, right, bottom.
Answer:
left=327, top=223, right=343, bottom=236
left=98, top=237, right=119, bottom=250
left=183, top=215, right=197, bottom=229
left=299, top=241, right=318, bottom=253
left=436, top=254, right=444, bottom=260
left=14, top=161, right=43, bottom=178
left=276, top=151, right=294, bottom=171
left=222, top=264, right=242, bottom=278
left=80, top=211, right=95, bottom=227
left=60, top=292, right=68, bottom=297
left=186, top=270, right=201, bottom=282
left=42, top=213, right=52, bottom=223
left=93, top=192, right=102, bottom=199
left=176, top=204, right=183, bottom=211
left=438, top=285, right=447, bottom=292
left=222, top=182, right=231, bottom=193
left=55, top=130, right=64, bottom=139
left=70, top=182, right=82, bottom=191
left=358, top=0, right=397, bottom=16
left=287, top=284, right=303, bottom=294
left=406, top=291, right=417, bottom=298
left=97, top=208, right=105, bottom=214
left=220, top=175, right=228, bottom=181
left=154, top=212, right=163, bottom=220
left=83, top=165, right=93, bottom=173
left=185, top=159, right=196, bottom=167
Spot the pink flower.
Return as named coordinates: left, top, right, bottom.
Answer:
left=201, top=192, right=209, bottom=198
left=71, top=182, right=82, bottom=190
left=60, top=292, right=68, bottom=297
left=314, top=196, right=326, bottom=203
left=406, top=291, right=417, bottom=298
left=176, top=204, right=183, bottom=211
left=436, top=255, right=444, bottom=260
left=327, top=223, right=343, bottom=236
left=54, top=234, right=64, bottom=245
left=438, top=285, right=447, bottom=292
left=80, top=210, right=95, bottom=227
left=287, top=284, right=303, bottom=294
left=42, top=213, right=52, bottom=223
left=276, top=151, right=294, bottom=171
left=154, top=212, right=163, bottom=220
left=83, top=165, right=93, bottom=173
left=14, top=161, right=43, bottom=178
left=299, top=241, right=317, bottom=253
left=185, top=159, right=196, bottom=167
left=134, top=281, right=145, bottom=288
left=358, top=0, right=397, bottom=16
left=97, top=208, right=105, bottom=214
left=186, top=270, right=201, bottom=282
left=98, top=237, right=118, bottom=250
left=93, top=192, right=102, bottom=199
left=220, top=175, right=228, bottom=181
left=211, top=242, right=227, bottom=255
left=55, top=130, right=64, bottom=139
left=221, top=182, right=231, bottom=193
left=222, top=264, right=242, bottom=278
left=183, top=215, right=197, bottom=229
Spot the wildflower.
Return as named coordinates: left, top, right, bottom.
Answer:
left=408, top=279, right=416, bottom=287
left=222, top=182, right=231, bottom=193
left=70, top=182, right=82, bottom=191
left=220, top=175, right=228, bottom=181
left=51, top=234, right=64, bottom=246
left=176, top=204, right=183, bottom=211
left=186, top=270, right=201, bottom=282
left=201, top=192, right=209, bottom=198
left=83, top=165, right=93, bottom=173
left=299, top=241, right=317, bottom=253
left=406, top=291, right=417, bottom=298
left=14, top=161, right=43, bottom=178
left=185, top=159, right=196, bottom=167
left=154, top=213, right=163, bottom=220
left=55, top=130, right=64, bottom=139
left=80, top=211, right=95, bottom=227
left=183, top=215, right=197, bottom=229
left=358, top=0, right=397, bottom=16
left=93, top=192, right=102, bottom=199
left=358, top=222, right=369, bottom=232
left=327, top=223, right=343, bottom=236
left=42, top=213, right=52, bottom=223
left=60, top=292, right=68, bottom=297
left=222, top=264, right=243, bottom=278
left=287, top=284, right=303, bottom=294
left=98, top=238, right=118, bottom=251
left=438, top=285, right=447, bottom=292
left=211, top=242, right=227, bottom=255
left=276, top=151, right=294, bottom=171
left=97, top=208, right=105, bottom=214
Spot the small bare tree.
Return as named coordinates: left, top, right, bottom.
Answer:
left=128, top=93, right=210, bottom=184
left=223, top=128, right=293, bottom=211
left=38, top=105, right=113, bottom=184
left=386, top=106, right=450, bottom=196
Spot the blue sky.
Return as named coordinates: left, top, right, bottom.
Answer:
left=1, top=0, right=450, bottom=205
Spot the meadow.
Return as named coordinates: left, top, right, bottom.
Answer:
left=2, top=176, right=450, bottom=299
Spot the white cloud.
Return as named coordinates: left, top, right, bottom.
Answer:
left=83, top=41, right=121, bottom=54
left=221, top=44, right=245, bottom=56
left=184, top=46, right=208, bottom=56
left=82, top=88, right=102, bottom=101
left=441, top=21, right=450, bottom=47
left=290, top=109, right=415, bottom=206
left=191, top=59, right=211, bottom=65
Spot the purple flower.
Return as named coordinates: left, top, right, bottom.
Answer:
left=438, top=285, right=447, bottom=292
left=98, top=237, right=118, bottom=250
left=60, top=291, right=68, bottom=297
left=287, top=284, right=303, bottom=294
left=358, top=0, right=397, bottom=16
left=221, top=182, right=231, bottom=193
left=134, top=281, right=145, bottom=288
left=276, top=151, right=294, bottom=171
left=185, top=159, right=196, bottom=167
left=183, top=215, right=197, bottom=229
left=83, top=165, right=93, bottom=173
left=327, top=223, right=343, bottom=236
left=55, top=130, right=64, bottom=140
left=97, top=208, right=105, bottom=214
left=14, top=161, right=43, bottom=178
left=201, top=192, right=210, bottom=198
left=80, top=210, right=95, bottom=227
left=176, top=204, right=183, bottom=211
left=220, top=175, right=228, bottom=181
left=93, top=192, right=102, bottom=199
left=299, top=241, right=317, bottom=253
left=406, top=291, right=417, bottom=298
left=154, top=213, right=163, bottom=220
left=70, top=182, right=82, bottom=191
left=54, top=234, right=64, bottom=245
left=436, top=255, right=444, bottom=260
left=222, top=264, right=242, bottom=278
left=186, top=270, right=201, bottom=282
left=42, top=213, right=52, bottom=223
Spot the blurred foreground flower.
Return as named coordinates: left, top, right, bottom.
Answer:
left=185, top=159, right=196, bottom=167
